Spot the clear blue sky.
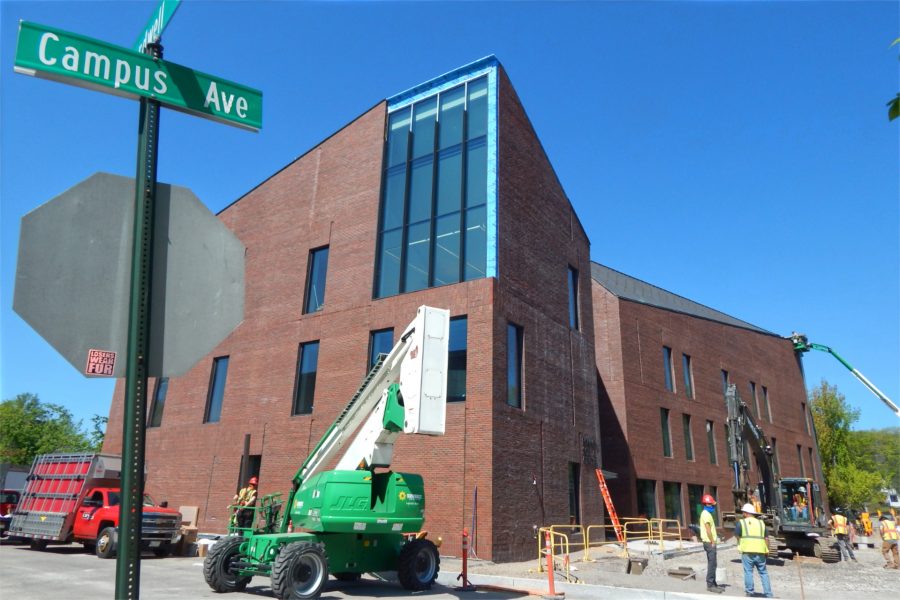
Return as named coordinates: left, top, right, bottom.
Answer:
left=2, top=1, right=897, bottom=433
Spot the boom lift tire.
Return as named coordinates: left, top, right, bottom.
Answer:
left=271, top=541, right=328, bottom=600
left=204, top=536, right=252, bottom=593
left=397, top=538, right=440, bottom=591
left=96, top=526, right=117, bottom=559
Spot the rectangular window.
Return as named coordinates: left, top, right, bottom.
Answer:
left=662, top=346, right=675, bottom=392
left=663, top=481, right=683, bottom=524
left=808, top=447, right=816, bottom=480
left=448, top=317, right=467, bottom=402
left=204, top=356, right=229, bottom=423
left=797, top=444, right=805, bottom=477
left=682, top=414, right=694, bottom=461
left=772, top=437, right=780, bottom=473
left=567, top=266, right=579, bottom=330
left=368, top=329, right=394, bottom=370
left=721, top=369, right=729, bottom=395
left=293, top=341, right=320, bottom=415
left=661, top=408, right=672, bottom=457
left=687, top=484, right=704, bottom=525
left=636, top=479, right=657, bottom=519
left=706, top=420, right=717, bottom=464
left=762, top=385, right=771, bottom=422
left=375, top=75, right=491, bottom=298
left=568, top=463, right=581, bottom=525
left=148, top=377, right=169, bottom=428
left=802, top=402, right=811, bottom=434
left=507, top=322, right=523, bottom=408
left=682, top=354, right=694, bottom=399
left=750, top=381, right=759, bottom=418
left=303, top=246, right=329, bottom=314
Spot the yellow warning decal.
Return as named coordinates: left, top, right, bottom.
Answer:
left=398, top=491, right=407, bottom=501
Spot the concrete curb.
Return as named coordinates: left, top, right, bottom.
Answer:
left=437, top=570, right=751, bottom=599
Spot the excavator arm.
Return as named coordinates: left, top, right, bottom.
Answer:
left=725, top=384, right=779, bottom=513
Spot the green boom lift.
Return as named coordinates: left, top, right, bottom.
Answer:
left=204, top=306, right=450, bottom=599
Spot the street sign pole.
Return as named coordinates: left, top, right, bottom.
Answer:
left=116, top=40, right=162, bottom=600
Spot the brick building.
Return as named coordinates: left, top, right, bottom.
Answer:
left=591, top=263, right=826, bottom=529
left=102, top=56, right=824, bottom=561
left=103, top=57, right=602, bottom=562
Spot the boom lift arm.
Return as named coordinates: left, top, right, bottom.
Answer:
left=791, top=332, right=899, bottom=419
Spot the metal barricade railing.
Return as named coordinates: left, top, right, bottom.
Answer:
left=584, top=524, right=630, bottom=560
left=649, top=518, right=684, bottom=551
left=549, top=524, right=585, bottom=553
left=536, top=527, right=578, bottom=582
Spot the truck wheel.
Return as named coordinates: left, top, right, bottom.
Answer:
left=204, top=536, right=251, bottom=592
left=272, top=541, right=328, bottom=600
left=96, top=527, right=117, bottom=559
left=397, top=538, right=440, bottom=591
left=29, top=539, right=48, bottom=551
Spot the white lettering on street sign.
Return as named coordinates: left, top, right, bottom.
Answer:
left=135, top=0, right=181, bottom=54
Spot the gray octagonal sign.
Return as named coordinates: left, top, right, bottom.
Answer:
left=14, top=172, right=244, bottom=378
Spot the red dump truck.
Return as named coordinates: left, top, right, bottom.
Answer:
left=8, top=453, right=182, bottom=558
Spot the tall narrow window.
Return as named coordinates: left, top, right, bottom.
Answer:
left=721, top=369, right=730, bottom=396
left=148, top=377, right=169, bottom=428
left=567, top=266, right=579, bottom=330
left=293, top=341, right=320, bottom=415
left=750, top=381, right=759, bottom=418
left=507, top=322, right=523, bottom=408
left=772, top=437, right=781, bottom=473
left=661, top=408, right=672, bottom=457
left=808, top=447, right=816, bottom=480
left=687, top=484, right=704, bottom=525
left=448, top=317, right=467, bottom=402
left=762, top=386, right=771, bottom=422
left=706, top=420, right=717, bottom=464
left=663, top=481, right=683, bottom=523
left=797, top=444, right=805, bottom=477
left=636, top=479, right=657, bottom=518
left=801, top=402, right=811, bottom=434
left=368, top=329, right=394, bottom=370
left=303, top=246, right=329, bottom=314
left=683, top=414, right=694, bottom=461
left=568, top=463, right=581, bottom=525
left=204, top=356, right=229, bottom=423
left=662, top=346, right=675, bottom=392
left=682, top=354, right=693, bottom=399
left=375, top=75, right=490, bottom=298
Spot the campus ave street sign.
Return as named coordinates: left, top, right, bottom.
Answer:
left=14, top=20, right=262, bottom=131
left=14, top=173, right=245, bottom=378
left=135, top=0, right=181, bottom=53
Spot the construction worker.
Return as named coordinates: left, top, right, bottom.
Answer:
left=700, top=494, right=724, bottom=594
left=829, top=507, right=857, bottom=563
left=735, top=503, right=773, bottom=598
left=879, top=514, right=899, bottom=569
left=231, top=476, right=258, bottom=531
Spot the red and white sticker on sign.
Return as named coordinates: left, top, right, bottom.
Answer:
left=85, top=349, right=116, bottom=376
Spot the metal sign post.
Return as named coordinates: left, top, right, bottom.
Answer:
left=116, top=40, right=162, bottom=600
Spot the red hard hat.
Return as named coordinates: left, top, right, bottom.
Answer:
left=248, top=476, right=258, bottom=485
left=702, top=494, right=716, bottom=506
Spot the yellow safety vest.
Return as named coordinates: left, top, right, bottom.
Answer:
left=700, top=509, right=717, bottom=543
left=883, top=520, right=899, bottom=541
left=832, top=514, right=848, bottom=535
left=738, top=517, right=768, bottom=554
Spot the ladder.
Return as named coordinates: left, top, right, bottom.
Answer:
left=595, top=468, right=624, bottom=543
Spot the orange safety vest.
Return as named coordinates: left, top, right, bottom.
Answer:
left=883, top=519, right=899, bottom=541
left=832, top=514, right=848, bottom=535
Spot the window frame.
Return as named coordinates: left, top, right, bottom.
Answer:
left=302, top=246, right=330, bottom=314
left=681, top=353, right=693, bottom=399
left=661, top=407, right=672, bottom=457
left=682, top=414, right=694, bottom=461
left=368, top=328, right=394, bottom=371
left=662, top=346, right=675, bottom=392
left=292, top=341, right=320, bottom=416
left=506, top=321, right=524, bottom=408
left=447, top=316, right=468, bottom=402
left=148, top=377, right=169, bottom=428
left=706, top=419, right=717, bottom=465
left=567, top=265, right=579, bottom=330
left=204, top=356, right=230, bottom=424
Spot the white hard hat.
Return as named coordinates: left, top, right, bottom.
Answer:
left=741, top=503, right=760, bottom=515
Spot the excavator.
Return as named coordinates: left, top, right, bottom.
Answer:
left=722, top=384, right=840, bottom=562
left=203, top=306, right=450, bottom=599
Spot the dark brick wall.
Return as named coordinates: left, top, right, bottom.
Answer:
left=591, top=287, right=827, bottom=524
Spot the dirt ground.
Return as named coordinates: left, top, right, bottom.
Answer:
left=441, top=538, right=899, bottom=599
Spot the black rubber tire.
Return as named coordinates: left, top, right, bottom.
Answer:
left=96, top=527, right=117, bottom=559
left=332, top=572, right=361, bottom=582
left=397, top=538, right=440, bottom=591
left=204, top=536, right=251, bottom=593
left=272, top=541, right=328, bottom=600
left=153, top=543, right=172, bottom=558
left=29, top=539, right=48, bottom=551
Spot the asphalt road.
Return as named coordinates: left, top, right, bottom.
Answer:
left=0, top=541, right=518, bottom=600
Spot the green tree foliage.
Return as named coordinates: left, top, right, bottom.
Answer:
left=890, top=39, right=900, bottom=121
left=850, top=427, right=900, bottom=491
left=809, top=380, right=884, bottom=508
left=0, top=393, right=93, bottom=465
left=89, top=414, right=108, bottom=452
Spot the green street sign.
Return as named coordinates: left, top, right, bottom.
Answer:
left=135, top=0, right=182, bottom=53
left=14, top=20, right=262, bottom=131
